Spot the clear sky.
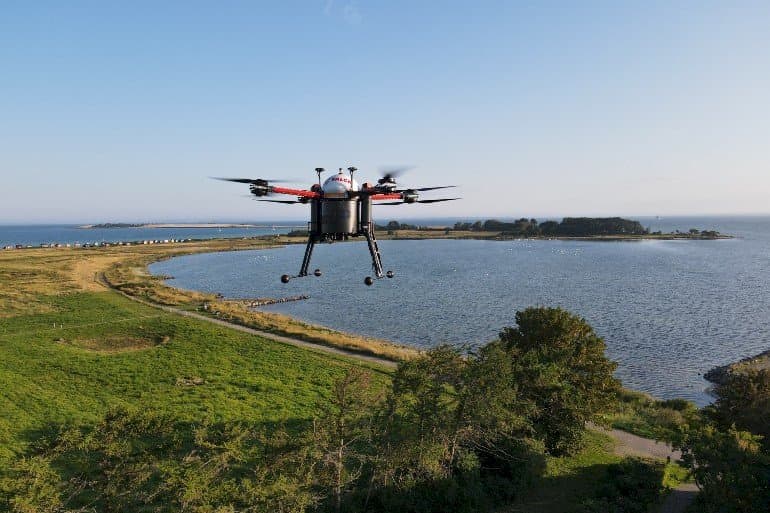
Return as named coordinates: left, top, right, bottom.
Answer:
left=1, top=1, right=769, bottom=223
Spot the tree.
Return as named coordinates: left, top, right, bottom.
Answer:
left=371, top=345, right=542, bottom=512
left=671, top=370, right=770, bottom=512
left=709, top=369, right=770, bottom=446
left=539, top=221, right=559, bottom=236
left=314, top=368, right=383, bottom=513
left=498, top=307, right=621, bottom=454
left=678, top=424, right=770, bottom=512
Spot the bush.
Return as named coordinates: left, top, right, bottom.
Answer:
left=580, top=458, right=665, bottom=513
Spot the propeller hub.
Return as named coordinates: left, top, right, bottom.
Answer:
left=249, top=183, right=269, bottom=196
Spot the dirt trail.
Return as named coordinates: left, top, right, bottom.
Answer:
left=71, top=255, right=125, bottom=291
left=590, top=424, right=682, bottom=460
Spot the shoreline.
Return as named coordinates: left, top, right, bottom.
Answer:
left=79, top=223, right=303, bottom=229
left=704, top=348, right=770, bottom=386
left=98, top=236, right=420, bottom=362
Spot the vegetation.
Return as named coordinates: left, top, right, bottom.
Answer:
left=1, top=303, right=668, bottom=513
left=452, top=217, right=725, bottom=239
left=0, top=243, right=695, bottom=511
left=605, top=388, right=697, bottom=440
left=286, top=217, right=727, bottom=240
left=671, top=369, right=770, bottom=512
left=579, top=457, right=666, bottom=513
left=453, top=217, right=646, bottom=237
left=496, top=307, right=621, bottom=454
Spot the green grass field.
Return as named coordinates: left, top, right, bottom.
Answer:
left=0, top=289, right=388, bottom=462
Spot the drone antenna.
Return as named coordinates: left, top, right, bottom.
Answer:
left=315, top=167, right=325, bottom=185
left=348, top=166, right=357, bottom=182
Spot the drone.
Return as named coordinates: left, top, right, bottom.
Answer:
left=215, top=167, right=459, bottom=285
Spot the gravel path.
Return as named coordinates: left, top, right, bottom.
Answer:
left=593, top=425, right=683, bottom=460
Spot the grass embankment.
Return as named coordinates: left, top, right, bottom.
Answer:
left=98, top=239, right=416, bottom=361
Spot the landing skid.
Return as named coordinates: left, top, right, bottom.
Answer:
left=280, top=228, right=394, bottom=286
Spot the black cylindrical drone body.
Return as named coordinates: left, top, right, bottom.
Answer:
left=359, top=196, right=372, bottom=231
left=321, top=199, right=357, bottom=234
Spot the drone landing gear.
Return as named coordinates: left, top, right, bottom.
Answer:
left=281, top=230, right=395, bottom=286
left=298, top=235, right=317, bottom=278
left=281, top=236, right=323, bottom=283
left=363, top=226, right=395, bottom=286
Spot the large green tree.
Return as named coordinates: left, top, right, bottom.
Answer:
left=498, top=307, right=621, bottom=454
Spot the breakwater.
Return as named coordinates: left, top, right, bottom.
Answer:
left=225, top=295, right=310, bottom=307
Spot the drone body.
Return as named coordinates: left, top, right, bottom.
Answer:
left=217, top=167, right=458, bottom=285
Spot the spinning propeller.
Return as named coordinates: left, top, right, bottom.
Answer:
left=378, top=198, right=461, bottom=205
left=212, top=177, right=295, bottom=184
left=376, top=166, right=413, bottom=186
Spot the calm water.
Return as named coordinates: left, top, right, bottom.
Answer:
left=0, top=224, right=300, bottom=247
left=151, top=216, right=770, bottom=405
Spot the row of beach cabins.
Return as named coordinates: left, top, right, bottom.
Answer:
left=3, top=238, right=194, bottom=251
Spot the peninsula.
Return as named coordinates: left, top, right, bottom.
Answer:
left=80, top=222, right=301, bottom=229
left=284, top=216, right=730, bottom=241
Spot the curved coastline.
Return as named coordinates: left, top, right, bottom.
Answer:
left=103, top=236, right=419, bottom=362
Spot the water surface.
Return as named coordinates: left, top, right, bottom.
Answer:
left=151, top=217, right=770, bottom=405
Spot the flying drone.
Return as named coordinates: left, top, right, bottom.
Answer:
left=215, top=167, right=459, bottom=285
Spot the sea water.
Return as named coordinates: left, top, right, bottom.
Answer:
left=147, top=216, right=767, bottom=405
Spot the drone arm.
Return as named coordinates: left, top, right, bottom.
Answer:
left=269, top=186, right=321, bottom=199
left=370, top=193, right=405, bottom=201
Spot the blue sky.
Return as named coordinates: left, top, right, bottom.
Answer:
left=1, top=1, right=769, bottom=223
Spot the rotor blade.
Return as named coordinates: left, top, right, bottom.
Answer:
left=396, top=185, right=456, bottom=192
left=211, top=177, right=296, bottom=184
left=256, top=199, right=302, bottom=204
left=378, top=165, right=414, bottom=177
left=375, top=201, right=406, bottom=205
left=416, top=198, right=461, bottom=204
left=377, top=165, right=414, bottom=184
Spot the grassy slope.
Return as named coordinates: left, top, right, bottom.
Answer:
left=0, top=277, right=387, bottom=462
